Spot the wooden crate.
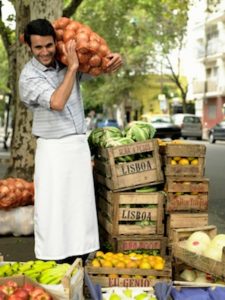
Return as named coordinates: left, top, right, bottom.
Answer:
left=85, top=258, right=172, bottom=288
left=172, top=226, right=225, bottom=279
left=165, top=177, right=209, bottom=212
left=93, top=139, right=164, bottom=191
left=96, top=186, right=165, bottom=236
left=166, top=213, right=208, bottom=243
left=163, top=143, right=206, bottom=177
left=99, top=226, right=167, bottom=256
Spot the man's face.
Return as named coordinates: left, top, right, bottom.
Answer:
left=30, top=35, right=56, bottom=67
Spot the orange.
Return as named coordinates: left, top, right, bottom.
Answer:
left=139, top=261, right=151, bottom=269
left=126, top=260, right=138, bottom=269
left=154, top=261, right=164, bottom=270
left=101, top=260, right=113, bottom=268
left=95, top=250, right=104, bottom=258
left=115, top=261, right=126, bottom=268
left=121, top=274, right=130, bottom=278
left=173, top=156, right=181, bottom=161
left=108, top=274, right=119, bottom=278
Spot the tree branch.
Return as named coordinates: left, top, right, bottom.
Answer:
left=63, top=0, right=84, bottom=18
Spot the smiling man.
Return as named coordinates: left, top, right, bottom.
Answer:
left=19, top=18, right=122, bottom=264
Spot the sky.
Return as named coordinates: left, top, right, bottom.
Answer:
left=2, top=0, right=15, bottom=28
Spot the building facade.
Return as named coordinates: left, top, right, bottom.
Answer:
left=187, top=0, right=225, bottom=137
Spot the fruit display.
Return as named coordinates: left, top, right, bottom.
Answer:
left=102, top=287, right=157, bottom=300
left=52, top=16, right=111, bottom=76
left=0, top=260, right=77, bottom=285
left=183, top=231, right=225, bottom=262
left=0, top=178, right=34, bottom=209
left=170, top=156, right=199, bottom=166
left=0, top=280, right=52, bottom=299
left=91, top=251, right=166, bottom=271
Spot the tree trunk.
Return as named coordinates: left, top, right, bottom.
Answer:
left=8, top=0, right=63, bottom=181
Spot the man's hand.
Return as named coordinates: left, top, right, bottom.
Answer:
left=105, top=53, right=122, bottom=73
left=64, top=39, right=79, bottom=72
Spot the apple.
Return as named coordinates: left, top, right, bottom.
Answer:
left=8, top=295, right=24, bottom=300
left=0, top=285, right=15, bottom=296
left=6, top=281, right=18, bottom=289
left=34, top=292, right=52, bottom=300
left=0, top=291, right=7, bottom=300
left=23, top=283, right=35, bottom=293
left=13, top=288, right=29, bottom=300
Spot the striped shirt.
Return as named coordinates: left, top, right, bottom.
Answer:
left=19, top=57, right=87, bottom=138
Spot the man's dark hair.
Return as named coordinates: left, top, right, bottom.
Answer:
left=24, top=19, right=56, bottom=46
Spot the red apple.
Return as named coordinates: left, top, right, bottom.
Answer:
left=29, top=288, right=45, bottom=298
left=8, top=295, right=24, bottom=300
left=33, top=292, right=52, bottom=300
left=13, top=288, right=29, bottom=300
left=0, top=285, right=15, bottom=295
left=0, top=291, right=7, bottom=300
left=22, top=283, right=35, bottom=293
left=6, top=281, right=18, bottom=289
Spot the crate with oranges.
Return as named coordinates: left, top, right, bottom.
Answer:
left=165, top=176, right=209, bottom=212
left=85, top=251, right=172, bottom=288
left=163, top=143, right=206, bottom=177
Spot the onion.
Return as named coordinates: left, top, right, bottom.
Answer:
left=89, top=33, right=101, bottom=43
left=63, top=30, right=76, bottom=43
left=99, top=44, right=110, bottom=56
left=89, top=67, right=102, bottom=76
left=56, top=17, right=71, bottom=29
left=56, top=41, right=65, bottom=54
left=89, top=54, right=101, bottom=67
left=78, top=64, right=90, bottom=73
left=66, top=21, right=81, bottom=32
left=76, top=41, right=90, bottom=54
left=101, top=57, right=109, bottom=71
left=89, top=40, right=100, bottom=52
left=55, top=29, right=64, bottom=41
left=76, top=32, right=90, bottom=43
left=77, top=52, right=91, bottom=64
left=0, top=185, right=10, bottom=197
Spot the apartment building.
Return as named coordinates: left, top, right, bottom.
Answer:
left=187, top=0, right=225, bottom=137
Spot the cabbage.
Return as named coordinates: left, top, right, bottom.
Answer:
left=185, top=231, right=211, bottom=254
left=180, top=269, right=196, bottom=282
left=188, top=231, right=211, bottom=245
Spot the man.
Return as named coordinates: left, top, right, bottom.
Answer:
left=19, top=19, right=122, bottom=264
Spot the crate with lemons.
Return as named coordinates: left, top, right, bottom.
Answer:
left=85, top=250, right=171, bottom=288
left=158, top=140, right=206, bottom=177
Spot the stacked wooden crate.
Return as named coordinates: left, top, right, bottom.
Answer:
left=160, top=142, right=209, bottom=249
left=88, top=139, right=172, bottom=287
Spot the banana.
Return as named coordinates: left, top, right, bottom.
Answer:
left=0, top=264, right=13, bottom=277
left=11, top=262, right=20, bottom=273
left=39, top=273, right=62, bottom=285
left=19, top=260, right=34, bottom=272
left=31, top=261, right=57, bottom=272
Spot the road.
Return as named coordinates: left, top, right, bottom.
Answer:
left=204, top=141, right=225, bottom=233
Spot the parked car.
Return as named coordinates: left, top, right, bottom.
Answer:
left=208, top=120, right=225, bottom=143
left=172, top=113, right=202, bottom=140
left=95, top=119, right=120, bottom=128
left=141, top=114, right=181, bottom=139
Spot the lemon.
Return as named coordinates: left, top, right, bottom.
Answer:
left=173, top=156, right=181, bottom=161
left=171, top=159, right=177, bottom=165
left=191, top=158, right=199, bottom=165
left=91, top=259, right=101, bottom=267
left=179, top=158, right=189, bottom=165
left=101, top=260, right=113, bottom=267
left=95, top=250, right=104, bottom=258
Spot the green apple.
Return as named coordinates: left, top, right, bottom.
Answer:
left=123, top=288, right=132, bottom=298
left=135, top=292, right=148, bottom=300
left=109, top=293, right=121, bottom=300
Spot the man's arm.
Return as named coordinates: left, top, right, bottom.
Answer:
left=50, top=40, right=79, bottom=111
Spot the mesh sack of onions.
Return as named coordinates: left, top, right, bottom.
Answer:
left=52, top=17, right=111, bottom=76
left=0, top=178, right=34, bottom=209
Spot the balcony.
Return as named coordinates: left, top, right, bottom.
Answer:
left=197, top=39, right=225, bottom=59
left=192, top=79, right=225, bottom=95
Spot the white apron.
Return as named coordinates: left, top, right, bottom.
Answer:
left=34, top=134, right=99, bottom=260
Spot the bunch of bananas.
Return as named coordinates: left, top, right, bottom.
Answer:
left=0, top=260, right=77, bottom=285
